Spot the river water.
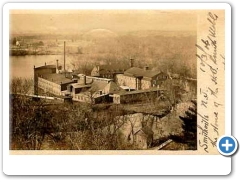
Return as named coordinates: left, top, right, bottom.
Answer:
left=10, top=55, right=81, bottom=80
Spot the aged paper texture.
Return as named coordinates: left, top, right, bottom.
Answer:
left=9, top=8, right=226, bottom=155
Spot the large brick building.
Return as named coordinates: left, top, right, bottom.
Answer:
left=38, top=73, right=75, bottom=96
left=116, top=67, right=168, bottom=90
left=34, top=63, right=75, bottom=96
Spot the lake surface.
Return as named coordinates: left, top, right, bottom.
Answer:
left=10, top=55, right=81, bottom=80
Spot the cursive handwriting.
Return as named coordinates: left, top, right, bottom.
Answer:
left=197, top=12, right=223, bottom=153
left=197, top=111, right=209, bottom=153
left=196, top=12, right=219, bottom=86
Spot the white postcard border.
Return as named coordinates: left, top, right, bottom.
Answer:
left=3, top=2, right=231, bottom=175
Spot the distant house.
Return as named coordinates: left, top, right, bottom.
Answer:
left=16, top=41, right=20, bottom=47
left=91, top=65, right=125, bottom=80
left=116, top=66, right=168, bottom=90
left=134, top=127, right=154, bottom=149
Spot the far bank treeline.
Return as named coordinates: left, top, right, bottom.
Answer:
left=10, top=31, right=197, bottom=78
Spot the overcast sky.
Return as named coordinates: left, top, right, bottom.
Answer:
left=10, top=10, right=197, bottom=34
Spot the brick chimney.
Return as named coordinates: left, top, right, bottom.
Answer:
left=130, top=58, right=134, bottom=68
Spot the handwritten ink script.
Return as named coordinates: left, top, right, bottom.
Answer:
left=196, top=12, right=224, bottom=153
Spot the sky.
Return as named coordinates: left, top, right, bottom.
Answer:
left=10, top=10, right=197, bottom=34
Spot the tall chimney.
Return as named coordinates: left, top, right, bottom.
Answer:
left=130, top=58, right=134, bottom=68
left=33, top=66, right=38, bottom=96
left=64, top=41, right=66, bottom=72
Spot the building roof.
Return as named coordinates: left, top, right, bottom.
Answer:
left=35, top=65, right=56, bottom=70
left=87, top=81, right=123, bottom=95
left=124, top=67, right=162, bottom=78
left=103, top=81, right=123, bottom=94
left=70, top=83, right=92, bottom=89
left=113, top=87, right=165, bottom=96
left=91, top=64, right=126, bottom=78
left=88, top=81, right=108, bottom=92
left=40, top=73, right=75, bottom=85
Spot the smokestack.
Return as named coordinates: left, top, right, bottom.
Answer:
left=130, top=58, right=134, bottom=68
left=45, top=62, right=46, bottom=66
left=63, top=41, right=66, bottom=77
left=64, top=41, right=66, bottom=72
left=33, top=66, right=37, bottom=96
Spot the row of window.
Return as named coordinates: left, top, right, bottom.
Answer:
left=76, top=95, right=89, bottom=102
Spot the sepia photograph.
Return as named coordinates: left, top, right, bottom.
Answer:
left=3, top=1, right=232, bottom=176
left=9, top=9, right=199, bottom=151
